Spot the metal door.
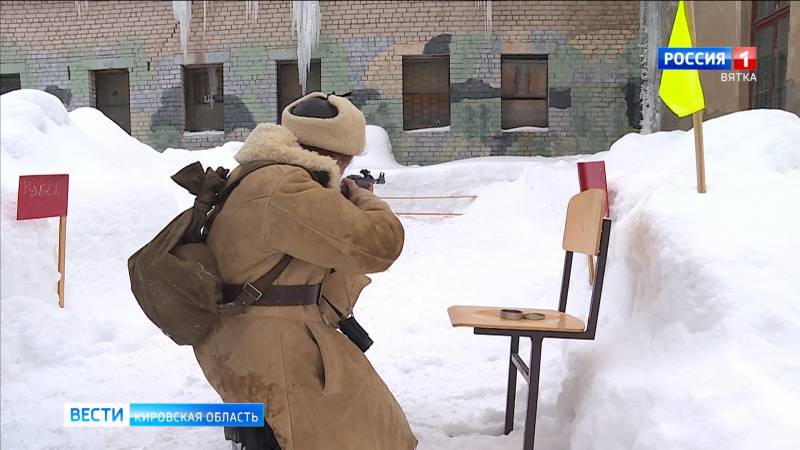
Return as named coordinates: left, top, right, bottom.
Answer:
left=94, top=69, right=131, bottom=134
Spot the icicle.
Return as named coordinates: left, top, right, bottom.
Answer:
left=203, top=1, right=207, bottom=34
left=172, top=1, right=192, bottom=56
left=291, top=1, right=321, bottom=95
left=476, top=0, right=492, bottom=41
left=74, top=1, right=89, bottom=16
left=207, top=66, right=218, bottom=110
left=484, top=0, right=492, bottom=42
left=639, top=0, right=661, bottom=133
left=245, top=1, right=259, bottom=22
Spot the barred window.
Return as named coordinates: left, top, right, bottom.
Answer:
left=501, top=55, right=548, bottom=129
left=277, top=60, right=321, bottom=122
left=183, top=64, right=224, bottom=131
left=751, top=1, right=790, bottom=108
left=403, top=56, right=450, bottom=130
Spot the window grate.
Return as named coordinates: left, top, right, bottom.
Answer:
left=183, top=64, right=224, bottom=132
left=749, top=0, right=790, bottom=109
left=402, top=56, right=451, bottom=130
left=277, top=60, right=321, bottom=123
left=501, top=55, right=549, bottom=129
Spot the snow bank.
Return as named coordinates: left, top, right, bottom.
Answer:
left=348, top=124, right=406, bottom=171
left=1, top=90, right=798, bottom=450
left=501, top=126, right=548, bottom=133
left=354, top=110, right=800, bottom=450
left=0, top=91, right=206, bottom=448
left=163, top=142, right=240, bottom=169
left=405, top=125, right=451, bottom=133
left=556, top=110, right=800, bottom=450
left=0, top=91, right=172, bottom=301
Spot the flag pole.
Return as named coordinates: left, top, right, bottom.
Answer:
left=685, top=0, right=707, bottom=193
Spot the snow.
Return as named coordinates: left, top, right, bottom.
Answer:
left=163, top=142, right=240, bottom=173
left=172, top=1, right=192, bottom=56
left=181, top=130, right=225, bottom=137
left=406, top=125, right=451, bottom=133
left=348, top=125, right=407, bottom=171
left=2, top=90, right=799, bottom=450
left=291, top=1, right=321, bottom=95
left=502, top=126, right=549, bottom=133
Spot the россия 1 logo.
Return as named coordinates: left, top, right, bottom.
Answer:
left=731, top=47, right=756, bottom=71
left=658, top=47, right=757, bottom=82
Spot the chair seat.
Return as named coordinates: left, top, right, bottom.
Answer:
left=447, top=305, right=585, bottom=333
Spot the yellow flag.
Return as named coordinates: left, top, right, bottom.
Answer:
left=659, top=0, right=705, bottom=117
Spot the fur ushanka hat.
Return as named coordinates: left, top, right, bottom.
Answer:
left=281, top=92, right=366, bottom=156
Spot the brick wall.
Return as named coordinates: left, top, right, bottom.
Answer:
left=0, top=1, right=642, bottom=162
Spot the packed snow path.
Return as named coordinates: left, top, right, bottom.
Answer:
left=2, top=90, right=799, bottom=449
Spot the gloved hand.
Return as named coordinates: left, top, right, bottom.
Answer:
left=340, top=177, right=373, bottom=199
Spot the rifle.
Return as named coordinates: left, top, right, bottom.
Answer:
left=340, top=169, right=386, bottom=197
left=332, top=168, right=386, bottom=352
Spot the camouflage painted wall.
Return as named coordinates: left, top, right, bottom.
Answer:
left=0, top=1, right=641, bottom=162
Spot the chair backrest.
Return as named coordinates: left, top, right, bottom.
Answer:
left=557, top=189, right=611, bottom=339
left=562, top=189, right=606, bottom=255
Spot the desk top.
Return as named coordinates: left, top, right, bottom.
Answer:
left=448, top=305, right=585, bottom=333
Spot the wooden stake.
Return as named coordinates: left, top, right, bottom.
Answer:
left=685, top=0, right=707, bottom=193
left=57, top=215, right=67, bottom=308
left=692, top=110, right=707, bottom=193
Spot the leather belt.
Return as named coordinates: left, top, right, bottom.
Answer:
left=222, top=283, right=321, bottom=307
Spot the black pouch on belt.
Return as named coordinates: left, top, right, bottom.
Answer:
left=321, top=294, right=374, bottom=353
left=338, top=316, right=373, bottom=353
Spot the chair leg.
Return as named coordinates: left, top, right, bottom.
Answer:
left=504, top=335, right=520, bottom=435
left=522, top=337, right=543, bottom=450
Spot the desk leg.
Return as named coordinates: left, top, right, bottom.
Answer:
left=523, top=337, right=543, bottom=450
left=504, top=335, right=520, bottom=434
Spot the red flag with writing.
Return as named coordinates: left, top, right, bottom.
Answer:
left=16, top=174, right=69, bottom=220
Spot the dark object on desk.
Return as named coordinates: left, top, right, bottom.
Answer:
left=500, top=309, right=524, bottom=320
left=523, top=313, right=546, bottom=321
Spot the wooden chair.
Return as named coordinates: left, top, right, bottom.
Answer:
left=448, top=188, right=611, bottom=450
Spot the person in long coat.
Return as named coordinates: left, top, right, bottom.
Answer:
left=193, top=93, right=417, bottom=450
